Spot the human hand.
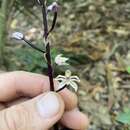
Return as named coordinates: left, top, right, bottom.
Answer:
left=0, top=71, right=88, bottom=130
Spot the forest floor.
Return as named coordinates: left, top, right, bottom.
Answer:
left=3, top=0, right=130, bottom=130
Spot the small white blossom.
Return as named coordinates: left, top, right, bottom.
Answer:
left=12, top=32, right=24, bottom=40
left=55, top=70, right=80, bottom=92
left=47, top=2, right=60, bottom=13
left=55, top=54, right=69, bottom=66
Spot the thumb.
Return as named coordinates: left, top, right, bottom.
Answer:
left=0, top=92, right=64, bottom=130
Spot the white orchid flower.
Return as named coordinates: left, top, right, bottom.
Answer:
left=55, top=70, right=80, bottom=92
left=12, top=32, right=24, bottom=40
left=55, top=54, right=69, bottom=66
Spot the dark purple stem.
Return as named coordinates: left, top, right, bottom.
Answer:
left=23, top=38, right=45, bottom=53
left=42, top=2, right=48, bottom=39
left=47, top=12, right=57, bottom=36
left=56, top=85, right=67, bottom=93
left=45, top=42, right=55, bottom=91
left=42, top=1, right=55, bottom=91
left=42, top=1, right=58, bottom=130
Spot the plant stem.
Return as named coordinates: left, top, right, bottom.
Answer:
left=47, top=12, right=57, bottom=36
left=42, top=2, right=48, bottom=40
left=45, top=42, right=55, bottom=91
left=23, top=38, right=45, bottom=53
left=42, top=1, right=55, bottom=91
left=42, top=1, right=59, bottom=130
left=56, top=85, right=67, bottom=92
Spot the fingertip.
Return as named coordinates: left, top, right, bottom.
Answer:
left=37, top=92, right=64, bottom=119
left=61, top=109, right=89, bottom=130
left=36, top=92, right=65, bottom=129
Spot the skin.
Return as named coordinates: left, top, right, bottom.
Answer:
left=0, top=71, right=89, bottom=130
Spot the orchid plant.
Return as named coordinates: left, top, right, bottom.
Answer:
left=12, top=0, right=80, bottom=130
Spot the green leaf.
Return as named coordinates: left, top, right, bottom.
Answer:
left=116, top=108, right=130, bottom=125
left=126, top=66, right=130, bottom=74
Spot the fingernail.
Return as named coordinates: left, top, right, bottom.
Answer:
left=37, top=92, right=60, bottom=118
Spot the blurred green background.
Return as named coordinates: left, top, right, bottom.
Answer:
left=0, top=0, right=130, bottom=130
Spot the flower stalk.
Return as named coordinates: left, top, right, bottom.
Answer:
left=41, top=0, right=55, bottom=91
left=41, top=1, right=58, bottom=130
left=23, top=38, right=45, bottom=53
left=12, top=32, right=45, bottom=53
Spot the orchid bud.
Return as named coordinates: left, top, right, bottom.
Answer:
left=12, top=32, right=24, bottom=40
left=47, top=2, right=60, bottom=13
left=37, top=0, right=43, bottom=5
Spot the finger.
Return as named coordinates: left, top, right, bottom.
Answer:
left=5, top=99, right=87, bottom=129
left=0, top=71, right=77, bottom=110
left=5, top=97, right=29, bottom=107
left=0, top=103, right=5, bottom=110
left=6, top=88, right=77, bottom=111
left=0, top=92, right=64, bottom=130
left=57, top=88, right=77, bottom=110
left=5, top=99, right=87, bottom=130
left=60, top=109, right=89, bottom=130
left=0, top=71, right=49, bottom=101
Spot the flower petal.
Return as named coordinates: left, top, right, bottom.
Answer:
left=12, top=32, right=24, bottom=40
left=71, top=76, right=80, bottom=82
left=55, top=78, right=65, bottom=81
left=55, top=75, right=66, bottom=80
left=69, top=81, right=79, bottom=92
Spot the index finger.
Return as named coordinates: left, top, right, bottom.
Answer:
left=0, top=71, right=77, bottom=110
